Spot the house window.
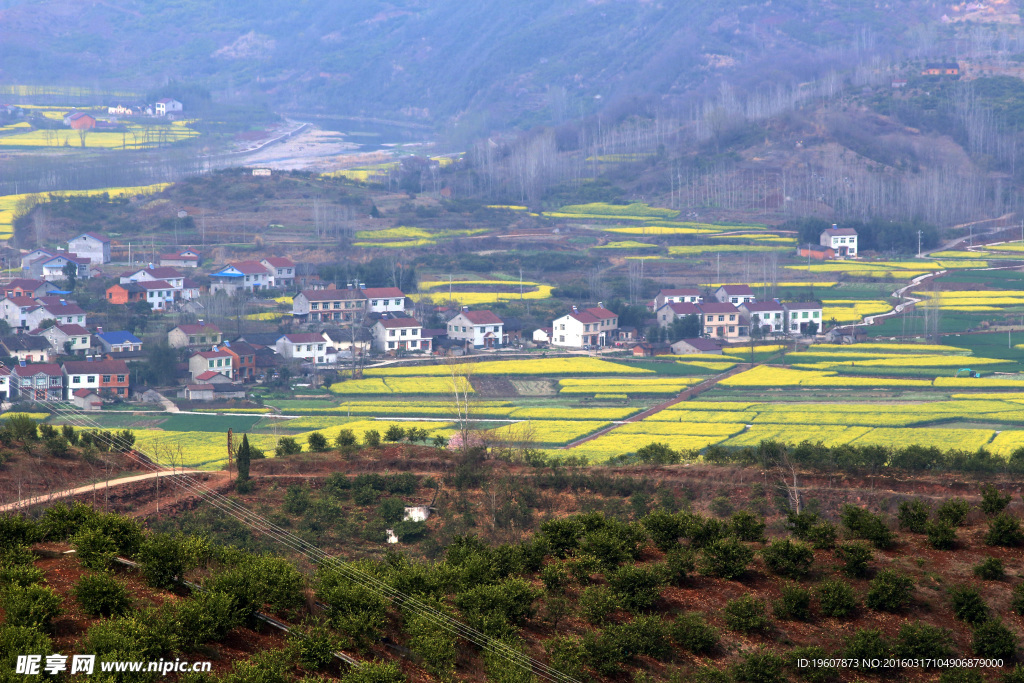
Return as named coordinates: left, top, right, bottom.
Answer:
left=208, top=360, right=215, bottom=368
left=102, top=374, right=111, bottom=382
left=72, top=376, right=80, bottom=384
left=189, top=336, right=196, bottom=344
left=389, top=330, right=395, bottom=337
left=117, top=375, right=125, bottom=382
left=311, top=303, right=319, bottom=310
left=388, top=342, right=395, bottom=349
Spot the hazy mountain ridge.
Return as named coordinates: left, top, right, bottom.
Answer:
left=0, top=0, right=945, bottom=126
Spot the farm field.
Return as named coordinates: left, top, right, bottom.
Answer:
left=0, top=183, right=170, bottom=239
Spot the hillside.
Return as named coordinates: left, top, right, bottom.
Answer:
left=0, top=0, right=956, bottom=127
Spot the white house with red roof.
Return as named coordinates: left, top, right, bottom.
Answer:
left=25, top=299, right=86, bottom=330
left=714, top=285, right=756, bottom=306
left=259, top=257, right=296, bottom=289
left=188, top=347, right=234, bottom=381
left=292, top=286, right=368, bottom=322
left=275, top=332, right=337, bottom=364
left=135, top=280, right=176, bottom=310
left=656, top=301, right=701, bottom=328
left=651, top=288, right=703, bottom=310
left=783, top=302, right=824, bottom=335
left=551, top=304, right=619, bottom=348
left=210, top=261, right=271, bottom=294
left=699, top=302, right=745, bottom=339
left=447, top=309, right=504, bottom=348
left=820, top=225, right=858, bottom=258
left=0, top=295, right=41, bottom=330
left=159, top=249, right=201, bottom=268
left=371, top=317, right=428, bottom=353
left=740, top=301, right=786, bottom=334
left=120, top=266, right=185, bottom=291
left=362, top=287, right=406, bottom=313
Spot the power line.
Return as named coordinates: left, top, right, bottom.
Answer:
left=36, top=400, right=580, bottom=683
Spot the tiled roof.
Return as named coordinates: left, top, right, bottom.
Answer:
left=823, top=228, right=858, bottom=236
left=73, top=388, right=99, bottom=398
left=175, top=323, right=221, bottom=334
left=41, top=324, right=89, bottom=335
left=2, top=279, right=45, bottom=291
left=4, top=296, right=37, bottom=307
left=261, top=257, right=294, bottom=268
left=194, top=370, right=223, bottom=380
left=136, top=280, right=173, bottom=290
left=40, top=302, right=85, bottom=315
left=73, top=232, right=110, bottom=243
left=143, top=267, right=183, bottom=279
left=659, top=288, right=702, bottom=297
left=662, top=302, right=701, bottom=315
left=362, top=287, right=406, bottom=298
left=298, top=288, right=364, bottom=302
left=193, top=349, right=232, bottom=359
left=674, top=338, right=721, bottom=352
left=460, top=310, right=503, bottom=325
left=230, top=261, right=269, bottom=275
left=2, top=336, right=51, bottom=351
left=741, top=301, right=784, bottom=312
left=699, top=302, right=741, bottom=314
left=717, top=285, right=753, bottom=295
left=13, top=362, right=62, bottom=377
left=63, top=359, right=129, bottom=374
left=376, top=318, right=421, bottom=329
left=97, top=331, right=141, bottom=345
left=282, top=333, right=328, bottom=343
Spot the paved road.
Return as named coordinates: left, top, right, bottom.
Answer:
left=0, top=469, right=201, bottom=513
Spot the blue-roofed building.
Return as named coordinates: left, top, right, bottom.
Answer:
left=96, top=331, right=143, bottom=354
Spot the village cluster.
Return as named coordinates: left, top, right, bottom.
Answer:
left=0, top=224, right=839, bottom=410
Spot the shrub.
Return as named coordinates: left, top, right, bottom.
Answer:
left=579, top=585, right=620, bottom=625
left=307, top=431, right=328, bottom=452
left=0, top=584, right=62, bottom=630
left=840, top=505, right=895, bottom=549
left=335, top=429, right=358, bottom=450
left=774, top=584, right=812, bottom=621
left=663, top=546, right=695, bottom=585
left=686, top=514, right=729, bottom=548
left=544, top=636, right=585, bottom=681
left=710, top=494, right=734, bottom=518
left=730, top=510, right=766, bottom=542
left=844, top=629, right=890, bottom=669
left=607, top=614, right=673, bottom=661
left=582, top=629, right=626, bottom=677
left=671, top=611, right=719, bottom=654
left=789, top=646, right=839, bottom=683
left=834, top=542, right=872, bottom=578
left=636, top=442, right=680, bottom=464
left=1012, top=583, right=1024, bottom=616
left=289, top=622, right=339, bottom=671
left=948, top=584, right=989, bottom=625
left=0, top=625, right=52, bottom=679
left=937, top=498, right=971, bottom=527
left=72, top=525, right=119, bottom=570
left=787, top=510, right=821, bottom=540
left=580, top=527, right=632, bottom=570
left=0, top=562, right=44, bottom=588
left=364, top=430, right=382, bottom=447
left=44, top=436, right=71, bottom=458
left=283, top=484, right=311, bottom=515
left=340, top=661, right=407, bottom=683
left=377, top=497, right=406, bottom=526
left=455, top=577, right=540, bottom=638
left=897, top=499, right=931, bottom=533
left=137, top=532, right=208, bottom=590
left=761, top=538, right=814, bottom=578
left=724, top=594, right=771, bottom=634
left=74, top=573, right=133, bottom=618
left=692, top=665, right=733, bottom=683
left=0, top=515, right=43, bottom=550
left=816, top=578, right=858, bottom=618
left=316, top=568, right=389, bottom=651
left=805, top=522, right=838, bottom=550
left=1003, top=665, right=1024, bottom=683
left=699, top=537, right=754, bottom=580
left=866, top=569, right=914, bottom=612
left=540, top=562, right=571, bottom=594
left=275, top=436, right=301, bottom=457
left=973, top=556, right=1005, bottom=580
left=985, top=513, right=1024, bottom=547
left=642, top=510, right=686, bottom=551
left=895, top=621, right=953, bottom=661
left=927, top=521, right=957, bottom=550
left=607, top=564, right=666, bottom=612
left=973, top=619, right=1018, bottom=659
left=732, top=648, right=787, bottom=683
left=172, top=591, right=240, bottom=649
left=384, top=424, right=406, bottom=442
left=38, top=501, right=95, bottom=541
left=980, top=484, right=1012, bottom=516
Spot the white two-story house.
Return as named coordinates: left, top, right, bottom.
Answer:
left=371, top=317, right=427, bottom=353
left=260, top=257, right=296, bottom=289
left=714, top=285, right=756, bottom=306
left=188, top=347, right=234, bottom=381
left=784, top=302, right=824, bottom=335
left=275, top=332, right=336, bottom=365
left=210, top=261, right=271, bottom=295
left=33, top=324, right=91, bottom=355
left=447, top=309, right=504, bottom=348
left=551, top=304, right=619, bottom=348
left=651, top=288, right=703, bottom=311
left=740, top=301, right=786, bottom=335
left=820, top=226, right=858, bottom=258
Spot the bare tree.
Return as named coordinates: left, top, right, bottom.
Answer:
left=444, top=356, right=475, bottom=452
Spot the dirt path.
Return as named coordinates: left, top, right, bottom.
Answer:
left=0, top=469, right=202, bottom=513
left=562, top=363, right=753, bottom=448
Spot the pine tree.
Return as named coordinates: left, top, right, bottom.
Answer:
left=236, top=434, right=251, bottom=483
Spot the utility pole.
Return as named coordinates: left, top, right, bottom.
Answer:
left=917, top=230, right=923, bottom=257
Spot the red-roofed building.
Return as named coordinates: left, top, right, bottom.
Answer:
left=362, top=287, right=407, bottom=313
left=784, top=302, right=824, bottom=335
left=820, top=225, right=858, bottom=258
left=221, top=340, right=258, bottom=381
left=120, top=266, right=185, bottom=290
left=0, top=279, right=49, bottom=299
left=699, top=302, right=745, bottom=339
left=63, top=358, right=129, bottom=398
left=740, top=301, right=786, bottom=334
left=159, top=249, right=200, bottom=268
left=210, top=261, right=271, bottom=295
left=275, top=332, right=337, bottom=364
left=370, top=317, right=428, bottom=353
left=447, top=309, right=505, bottom=348
left=714, top=285, right=755, bottom=305
left=33, top=323, right=91, bottom=355
left=12, top=362, right=63, bottom=402
left=656, top=301, right=701, bottom=328
left=651, top=288, right=703, bottom=310
left=259, top=257, right=295, bottom=289
left=188, top=347, right=233, bottom=381
left=551, top=304, right=619, bottom=348
left=68, top=232, right=110, bottom=264
left=26, top=300, right=87, bottom=329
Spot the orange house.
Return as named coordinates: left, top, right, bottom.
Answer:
left=105, top=282, right=146, bottom=305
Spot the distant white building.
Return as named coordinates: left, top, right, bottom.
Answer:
left=260, top=257, right=296, bottom=289
left=740, top=301, right=786, bottom=335
left=155, top=98, right=183, bottom=117
left=820, top=225, right=858, bottom=258
left=447, top=309, right=504, bottom=348
left=784, top=302, right=824, bottom=335
left=275, top=332, right=336, bottom=365
left=67, top=233, right=111, bottom=264
left=714, top=285, right=756, bottom=306
left=550, top=304, right=619, bottom=348
left=371, top=317, right=428, bottom=353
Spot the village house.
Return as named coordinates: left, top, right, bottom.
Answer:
left=25, top=299, right=86, bottom=330
left=632, top=342, right=673, bottom=357
left=33, top=323, right=91, bottom=355
left=155, top=98, right=183, bottom=117
left=700, top=302, right=746, bottom=339
left=446, top=309, right=505, bottom=348
left=370, top=317, right=428, bottom=353
left=656, top=301, right=701, bottom=328
left=259, top=257, right=296, bottom=289
left=784, top=302, right=825, bottom=335
left=0, top=365, right=9, bottom=401
left=0, top=296, right=41, bottom=330
left=107, top=104, right=142, bottom=116
left=168, top=322, right=222, bottom=348
left=798, top=245, right=836, bottom=261
left=0, top=336, right=53, bottom=363
left=740, top=301, right=786, bottom=335
left=210, top=261, right=272, bottom=295
left=292, top=286, right=369, bottom=323
left=921, top=62, right=960, bottom=77
left=550, top=304, right=619, bottom=348
left=180, top=278, right=202, bottom=301
left=12, top=362, right=63, bottom=402
left=820, top=225, right=858, bottom=258
left=72, top=388, right=103, bottom=410
left=120, top=266, right=185, bottom=291
left=670, top=338, right=724, bottom=355
left=105, top=282, right=147, bottom=306
left=275, top=332, right=337, bottom=365
left=67, top=233, right=111, bottom=264
left=158, top=249, right=201, bottom=268
left=714, top=285, right=756, bottom=306
left=21, top=249, right=57, bottom=271
left=96, top=331, right=142, bottom=354
left=651, top=288, right=703, bottom=310
left=135, top=280, right=176, bottom=310
left=1, top=279, right=50, bottom=299
left=222, top=340, right=258, bottom=381
left=188, top=347, right=233, bottom=381
left=27, top=253, right=91, bottom=282
left=63, top=112, right=96, bottom=130
left=63, top=358, right=130, bottom=398
left=363, top=287, right=407, bottom=313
